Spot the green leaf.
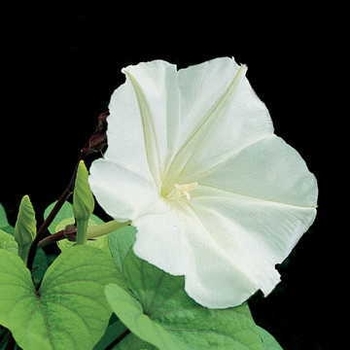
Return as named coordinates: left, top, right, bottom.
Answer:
left=45, top=201, right=74, bottom=233
left=32, top=248, right=49, bottom=286
left=0, top=229, right=18, bottom=254
left=257, top=327, right=283, bottom=350
left=106, top=229, right=269, bottom=350
left=0, top=204, right=14, bottom=234
left=107, top=226, right=137, bottom=272
left=44, top=201, right=109, bottom=252
left=105, top=284, right=186, bottom=350
left=0, top=246, right=123, bottom=350
left=73, top=161, right=95, bottom=245
left=14, top=195, right=36, bottom=261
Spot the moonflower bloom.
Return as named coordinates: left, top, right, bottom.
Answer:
left=89, top=57, right=318, bottom=308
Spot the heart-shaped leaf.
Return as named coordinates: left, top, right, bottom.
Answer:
left=0, top=245, right=123, bottom=349
left=106, top=229, right=276, bottom=350
left=105, top=283, right=186, bottom=349
left=111, top=324, right=285, bottom=350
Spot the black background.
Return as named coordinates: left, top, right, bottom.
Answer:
left=0, top=5, right=338, bottom=350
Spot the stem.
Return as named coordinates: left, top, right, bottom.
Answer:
left=38, top=226, right=77, bottom=248
left=105, top=329, right=131, bottom=350
left=94, top=321, right=128, bottom=350
left=37, top=220, right=130, bottom=248
left=75, top=220, right=89, bottom=245
left=26, top=111, right=108, bottom=271
left=26, top=163, right=78, bottom=271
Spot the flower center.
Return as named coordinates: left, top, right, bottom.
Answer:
left=166, top=182, right=198, bottom=201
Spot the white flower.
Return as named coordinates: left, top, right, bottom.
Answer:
left=89, top=57, right=318, bottom=308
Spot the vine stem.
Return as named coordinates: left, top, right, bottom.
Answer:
left=105, top=329, right=131, bottom=349
left=37, top=220, right=130, bottom=248
left=26, top=163, right=78, bottom=271
left=37, top=226, right=77, bottom=248
left=25, top=111, right=108, bottom=273
left=4, top=113, right=109, bottom=349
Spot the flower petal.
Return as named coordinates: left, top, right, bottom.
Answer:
left=133, top=205, right=190, bottom=276
left=176, top=135, right=318, bottom=307
left=105, top=79, right=153, bottom=183
left=132, top=203, right=259, bottom=308
left=122, top=60, right=180, bottom=183
left=178, top=206, right=259, bottom=308
left=164, top=57, right=273, bottom=188
left=199, top=135, right=318, bottom=207
left=191, top=187, right=316, bottom=302
left=89, top=159, right=160, bottom=221
left=132, top=185, right=316, bottom=308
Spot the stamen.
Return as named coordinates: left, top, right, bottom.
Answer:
left=167, top=182, right=198, bottom=201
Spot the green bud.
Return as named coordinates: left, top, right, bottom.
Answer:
left=73, top=161, right=95, bottom=244
left=14, top=195, right=36, bottom=262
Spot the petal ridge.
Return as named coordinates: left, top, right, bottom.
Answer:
left=123, top=70, right=162, bottom=186
left=163, top=63, right=248, bottom=190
